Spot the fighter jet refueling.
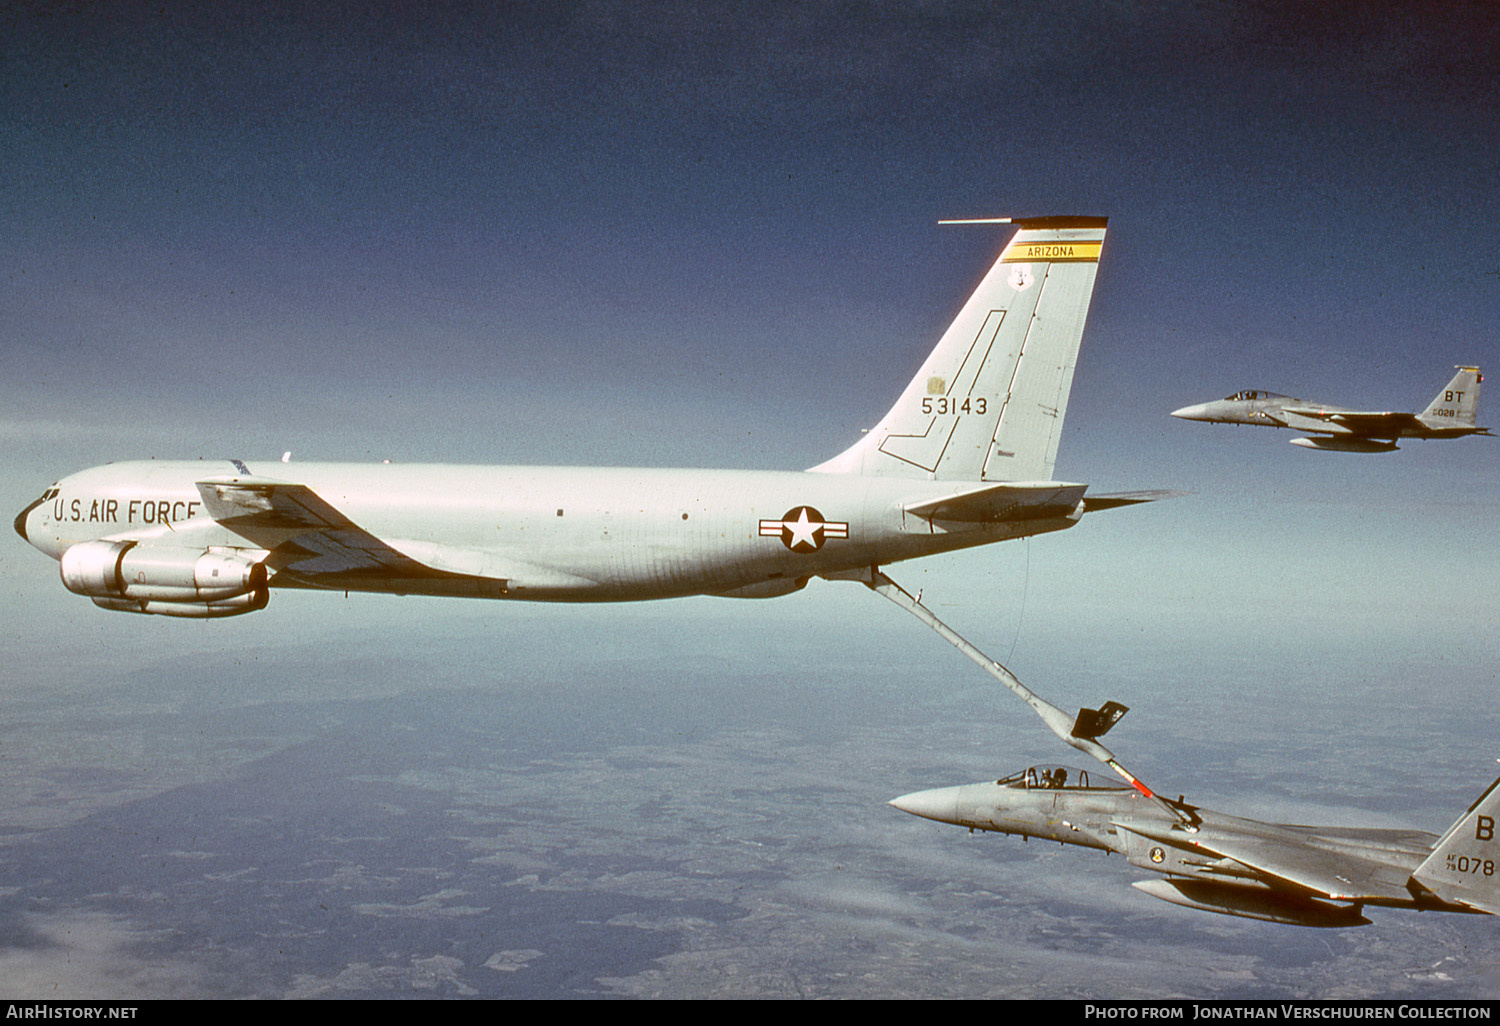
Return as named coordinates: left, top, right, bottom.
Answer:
left=1172, top=367, right=1489, bottom=452
left=15, top=217, right=1166, bottom=618
left=860, top=563, right=1500, bottom=928
left=891, top=764, right=1500, bottom=928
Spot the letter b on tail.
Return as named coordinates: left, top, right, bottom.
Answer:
left=1413, top=774, right=1500, bottom=913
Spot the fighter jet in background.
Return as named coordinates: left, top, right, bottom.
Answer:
left=1171, top=366, right=1488, bottom=452
left=891, top=764, right=1500, bottom=927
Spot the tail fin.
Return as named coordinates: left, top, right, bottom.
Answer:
left=810, top=216, right=1107, bottom=482
left=1421, top=366, right=1482, bottom=425
left=1411, top=770, right=1500, bottom=914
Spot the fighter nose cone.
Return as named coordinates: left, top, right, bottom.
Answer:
left=1170, top=403, right=1209, bottom=421
left=888, top=786, right=960, bottom=824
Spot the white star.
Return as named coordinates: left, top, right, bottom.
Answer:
left=784, top=508, right=822, bottom=550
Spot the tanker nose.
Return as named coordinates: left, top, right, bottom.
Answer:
left=15, top=498, right=37, bottom=542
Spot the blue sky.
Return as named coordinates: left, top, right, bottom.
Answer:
left=6, top=2, right=1498, bottom=566
left=3, top=1, right=1500, bottom=998
left=7, top=2, right=1497, bottom=468
left=9, top=1, right=1497, bottom=643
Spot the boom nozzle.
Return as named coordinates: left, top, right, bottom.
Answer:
left=857, top=566, right=1192, bottom=826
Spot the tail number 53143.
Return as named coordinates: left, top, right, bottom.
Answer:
left=922, top=397, right=987, bottom=416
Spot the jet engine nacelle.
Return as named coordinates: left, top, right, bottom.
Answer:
left=60, top=540, right=269, bottom=615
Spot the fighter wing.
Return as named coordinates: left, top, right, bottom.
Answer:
left=1121, top=819, right=1420, bottom=902
left=1197, top=833, right=1418, bottom=901
left=1281, top=408, right=1424, bottom=436
left=195, top=476, right=447, bottom=579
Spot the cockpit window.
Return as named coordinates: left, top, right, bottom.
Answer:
left=995, top=765, right=1130, bottom=790
left=1223, top=390, right=1289, bottom=402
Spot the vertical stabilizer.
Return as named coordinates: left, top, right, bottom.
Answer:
left=1421, top=366, right=1482, bottom=425
left=1411, top=772, right=1500, bottom=914
left=810, top=216, right=1107, bottom=481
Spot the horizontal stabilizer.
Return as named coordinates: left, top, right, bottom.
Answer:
left=902, top=481, right=1086, bottom=522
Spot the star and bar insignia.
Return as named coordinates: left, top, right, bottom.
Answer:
left=759, top=506, right=849, bottom=553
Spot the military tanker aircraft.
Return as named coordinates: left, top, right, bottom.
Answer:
left=1171, top=366, right=1488, bottom=452
left=16, top=216, right=1167, bottom=618
left=890, top=764, right=1500, bottom=927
